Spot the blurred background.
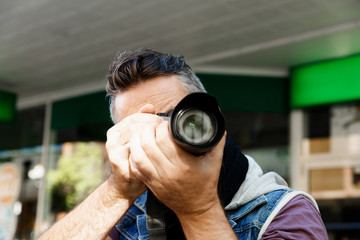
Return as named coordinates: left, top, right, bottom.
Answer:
left=1, top=0, right=360, bottom=239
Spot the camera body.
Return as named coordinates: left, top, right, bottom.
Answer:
left=159, top=92, right=225, bottom=154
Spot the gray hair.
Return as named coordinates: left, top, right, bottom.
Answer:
left=105, top=48, right=206, bottom=123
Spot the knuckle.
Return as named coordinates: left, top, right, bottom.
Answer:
left=141, top=140, right=152, bottom=152
left=106, top=128, right=113, bottom=139
left=105, top=137, right=112, bottom=147
left=129, top=158, right=141, bottom=174
left=156, top=130, right=168, bottom=146
left=155, top=136, right=164, bottom=147
left=141, top=131, right=155, bottom=151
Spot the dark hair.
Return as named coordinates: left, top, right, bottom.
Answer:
left=105, top=48, right=205, bottom=122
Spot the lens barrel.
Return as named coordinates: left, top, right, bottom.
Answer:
left=170, top=93, right=225, bottom=154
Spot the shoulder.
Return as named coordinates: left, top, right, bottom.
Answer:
left=261, top=194, right=328, bottom=240
left=108, top=226, right=120, bottom=240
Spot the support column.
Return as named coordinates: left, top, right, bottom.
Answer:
left=34, top=101, right=52, bottom=237
left=290, top=109, right=306, bottom=191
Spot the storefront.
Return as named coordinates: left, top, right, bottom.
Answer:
left=290, top=54, right=360, bottom=239
left=1, top=54, right=360, bottom=238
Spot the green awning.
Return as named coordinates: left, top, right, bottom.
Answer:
left=0, top=89, right=17, bottom=123
left=198, top=73, right=289, bottom=114
left=291, top=54, right=360, bottom=108
left=51, top=91, right=111, bottom=130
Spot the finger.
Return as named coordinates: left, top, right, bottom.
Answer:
left=109, top=113, right=163, bottom=145
left=138, top=124, right=171, bottom=176
left=155, top=121, right=191, bottom=165
left=128, top=130, right=157, bottom=184
left=138, top=104, right=156, bottom=114
left=106, top=144, right=132, bottom=178
left=106, top=133, right=130, bottom=168
left=205, top=132, right=227, bottom=165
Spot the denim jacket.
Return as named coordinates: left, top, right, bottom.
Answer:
left=114, top=188, right=293, bottom=240
left=228, top=188, right=292, bottom=239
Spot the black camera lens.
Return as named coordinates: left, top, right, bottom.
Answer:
left=175, top=109, right=216, bottom=145
left=170, top=92, right=225, bottom=154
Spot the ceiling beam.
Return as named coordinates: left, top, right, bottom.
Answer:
left=17, top=80, right=105, bottom=110
left=194, top=65, right=288, bottom=77
left=189, top=18, right=360, bottom=65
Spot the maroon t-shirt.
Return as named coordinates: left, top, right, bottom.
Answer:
left=109, top=195, right=328, bottom=239
left=261, top=195, right=328, bottom=239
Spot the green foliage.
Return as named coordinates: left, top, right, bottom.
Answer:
left=48, top=142, right=104, bottom=212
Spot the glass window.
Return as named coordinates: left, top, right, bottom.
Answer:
left=223, top=111, right=290, bottom=181
left=0, top=106, right=45, bottom=239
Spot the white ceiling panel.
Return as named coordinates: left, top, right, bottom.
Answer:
left=0, top=0, right=360, bottom=108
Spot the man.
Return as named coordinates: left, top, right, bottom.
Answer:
left=39, top=48, right=328, bottom=239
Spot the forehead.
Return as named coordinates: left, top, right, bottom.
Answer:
left=114, top=75, right=189, bottom=121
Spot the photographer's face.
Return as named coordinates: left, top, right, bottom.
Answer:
left=114, top=75, right=189, bottom=121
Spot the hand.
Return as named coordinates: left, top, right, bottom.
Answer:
left=106, top=110, right=163, bottom=201
left=128, top=120, right=226, bottom=216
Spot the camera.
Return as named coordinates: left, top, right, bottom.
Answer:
left=158, top=92, right=225, bottom=154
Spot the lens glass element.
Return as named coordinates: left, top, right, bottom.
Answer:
left=177, top=109, right=216, bottom=145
